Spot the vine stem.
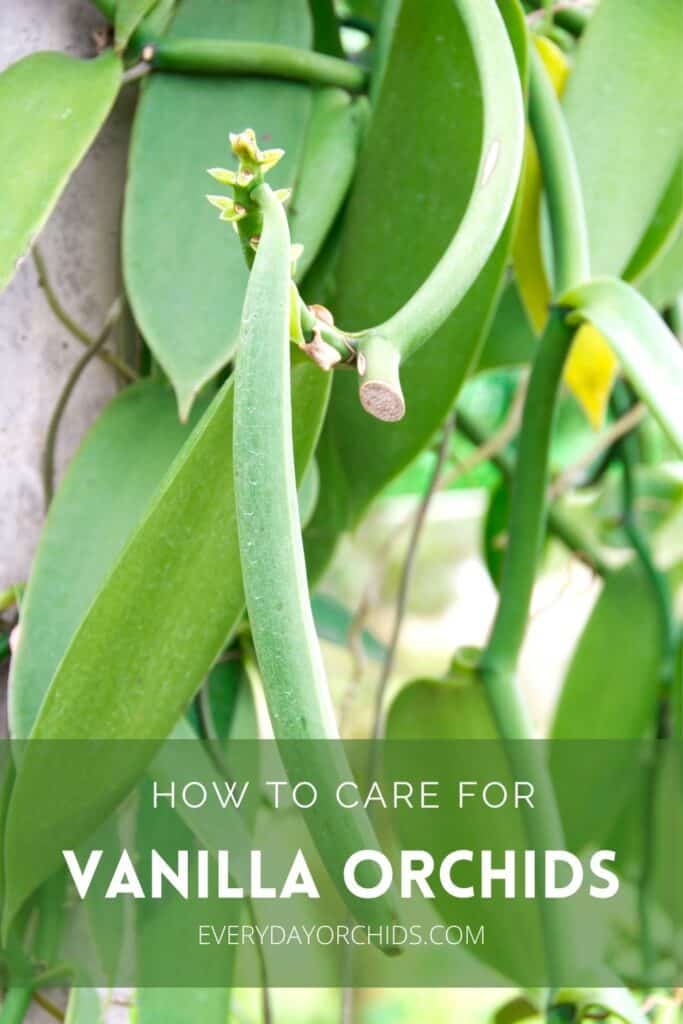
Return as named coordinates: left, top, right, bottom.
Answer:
left=477, top=28, right=592, bottom=995
left=88, top=0, right=365, bottom=91
left=456, top=411, right=610, bottom=576
left=441, top=375, right=528, bottom=490
left=548, top=402, right=646, bottom=499
left=478, top=312, right=574, bottom=734
left=613, top=383, right=678, bottom=983
left=528, top=49, right=590, bottom=294
left=32, top=246, right=137, bottom=383
left=527, top=1, right=593, bottom=29
left=32, top=992, right=64, bottom=1021
left=42, top=298, right=123, bottom=508
left=371, top=415, right=455, bottom=741
left=147, top=39, right=367, bottom=92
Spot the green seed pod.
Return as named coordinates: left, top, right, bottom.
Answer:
left=233, top=182, right=400, bottom=947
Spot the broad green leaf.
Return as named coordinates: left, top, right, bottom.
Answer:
left=0, top=51, right=122, bottom=292
left=562, top=0, right=683, bottom=275
left=3, top=360, right=328, bottom=927
left=114, top=0, right=158, bottom=51
left=304, top=0, right=526, bottom=580
left=624, top=157, right=683, bottom=284
left=561, top=277, right=683, bottom=455
left=65, top=988, right=103, bottom=1024
left=476, top=281, right=536, bottom=373
left=551, top=564, right=662, bottom=849
left=9, top=381, right=207, bottom=739
left=386, top=658, right=545, bottom=983
left=291, top=88, right=366, bottom=281
left=22, top=355, right=327, bottom=744
left=553, top=564, right=661, bottom=742
left=136, top=978, right=231, bottom=1022
left=135, top=765, right=237, bottom=1017
left=640, top=221, right=683, bottom=312
left=387, top=669, right=498, bottom=743
left=123, top=0, right=312, bottom=419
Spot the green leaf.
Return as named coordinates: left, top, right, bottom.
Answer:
left=304, top=0, right=526, bottom=579
left=134, top=772, right=235, bottom=1021
left=10, top=381, right=207, bottom=739
left=386, top=663, right=498, bottom=744
left=476, top=280, right=537, bottom=373
left=385, top=657, right=544, bottom=983
left=311, top=592, right=386, bottom=661
left=624, top=157, right=683, bottom=283
left=560, top=277, right=683, bottom=455
left=551, top=564, right=662, bottom=849
left=353, top=0, right=525, bottom=368
left=640, top=221, right=683, bottom=312
left=114, top=0, right=158, bottom=51
left=3, top=361, right=328, bottom=927
left=552, top=564, right=662, bottom=742
left=298, top=456, right=320, bottom=528
left=562, top=0, right=683, bottom=275
left=0, top=50, right=122, bottom=292
left=123, top=0, right=313, bottom=419
left=22, top=356, right=328, bottom=744
left=291, top=88, right=366, bottom=281
left=65, top=989, right=103, bottom=1024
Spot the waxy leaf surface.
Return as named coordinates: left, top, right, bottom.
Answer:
left=0, top=50, right=121, bottom=292
left=123, top=0, right=312, bottom=418
left=305, top=0, right=526, bottom=580
left=563, top=0, right=683, bottom=275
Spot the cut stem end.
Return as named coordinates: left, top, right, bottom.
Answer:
left=357, top=335, right=405, bottom=422
left=359, top=381, right=406, bottom=422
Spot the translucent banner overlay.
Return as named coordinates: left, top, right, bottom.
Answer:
left=0, top=740, right=680, bottom=988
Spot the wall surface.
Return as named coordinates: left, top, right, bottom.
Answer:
left=0, top=0, right=135, bottom=591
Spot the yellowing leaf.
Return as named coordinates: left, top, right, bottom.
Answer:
left=512, top=37, right=569, bottom=332
left=513, top=134, right=549, bottom=332
left=563, top=323, right=619, bottom=429
left=534, top=34, right=570, bottom=93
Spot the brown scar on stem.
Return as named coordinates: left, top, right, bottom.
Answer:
left=302, top=332, right=343, bottom=372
